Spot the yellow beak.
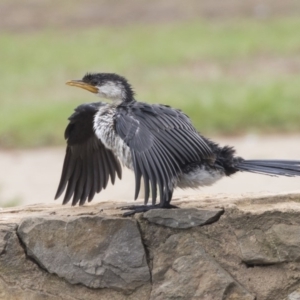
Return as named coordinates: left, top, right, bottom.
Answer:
left=66, top=80, right=98, bottom=93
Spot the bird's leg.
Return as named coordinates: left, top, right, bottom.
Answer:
left=121, top=203, right=178, bottom=217
left=121, top=188, right=177, bottom=217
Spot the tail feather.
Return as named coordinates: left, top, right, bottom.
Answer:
left=235, top=159, right=300, bottom=177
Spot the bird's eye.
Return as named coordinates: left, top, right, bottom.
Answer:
left=90, top=80, right=98, bottom=86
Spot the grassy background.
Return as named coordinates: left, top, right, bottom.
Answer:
left=1, top=16, right=300, bottom=147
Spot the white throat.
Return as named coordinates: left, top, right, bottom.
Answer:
left=97, top=81, right=126, bottom=103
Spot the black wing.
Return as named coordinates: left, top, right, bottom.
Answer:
left=115, top=101, right=214, bottom=206
left=55, top=103, right=122, bottom=205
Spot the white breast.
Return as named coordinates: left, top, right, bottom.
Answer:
left=93, top=106, right=133, bottom=170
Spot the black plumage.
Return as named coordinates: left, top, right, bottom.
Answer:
left=55, top=102, right=122, bottom=205
left=114, top=101, right=214, bottom=206
left=55, top=73, right=300, bottom=215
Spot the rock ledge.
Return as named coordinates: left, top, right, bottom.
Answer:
left=1, top=192, right=300, bottom=300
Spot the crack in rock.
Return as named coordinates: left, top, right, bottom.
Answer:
left=17, top=215, right=151, bottom=292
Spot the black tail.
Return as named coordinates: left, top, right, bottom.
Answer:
left=235, top=159, right=300, bottom=177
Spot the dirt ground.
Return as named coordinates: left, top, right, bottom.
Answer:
left=1, top=0, right=300, bottom=33
left=1, top=134, right=300, bottom=207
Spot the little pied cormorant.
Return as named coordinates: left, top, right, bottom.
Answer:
left=55, top=73, right=300, bottom=215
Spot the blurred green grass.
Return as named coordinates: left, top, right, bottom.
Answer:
left=1, top=18, right=300, bottom=147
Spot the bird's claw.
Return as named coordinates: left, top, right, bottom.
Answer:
left=120, top=205, right=154, bottom=217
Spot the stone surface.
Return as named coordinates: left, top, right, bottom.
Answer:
left=149, top=233, right=255, bottom=300
left=0, top=218, right=151, bottom=300
left=237, top=224, right=300, bottom=265
left=143, top=208, right=224, bottom=228
left=1, top=193, right=300, bottom=299
left=287, top=288, right=300, bottom=300
left=17, top=215, right=150, bottom=292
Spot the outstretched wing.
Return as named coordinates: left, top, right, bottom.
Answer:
left=55, top=103, right=122, bottom=205
left=115, top=102, right=214, bottom=206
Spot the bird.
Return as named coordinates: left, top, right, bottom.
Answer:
left=55, top=72, right=300, bottom=215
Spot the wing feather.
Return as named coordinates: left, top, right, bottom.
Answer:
left=137, top=153, right=150, bottom=205
left=55, top=103, right=122, bottom=205
left=141, top=151, right=159, bottom=205
left=99, top=147, right=110, bottom=190
left=132, top=154, right=142, bottom=200
left=80, top=151, right=93, bottom=204
left=55, top=147, right=72, bottom=199
left=63, top=156, right=81, bottom=204
left=115, top=101, right=214, bottom=206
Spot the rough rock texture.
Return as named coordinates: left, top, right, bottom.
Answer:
left=17, top=216, right=150, bottom=291
left=237, top=224, right=300, bottom=265
left=287, top=288, right=300, bottom=300
left=143, top=208, right=224, bottom=228
left=1, top=192, right=300, bottom=300
left=149, top=233, right=254, bottom=300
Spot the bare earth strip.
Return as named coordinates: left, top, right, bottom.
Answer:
left=0, top=0, right=300, bottom=32
left=0, top=135, right=300, bottom=207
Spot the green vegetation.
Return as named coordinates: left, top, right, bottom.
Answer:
left=1, top=18, right=300, bottom=147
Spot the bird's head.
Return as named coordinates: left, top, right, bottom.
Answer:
left=66, top=73, right=134, bottom=103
